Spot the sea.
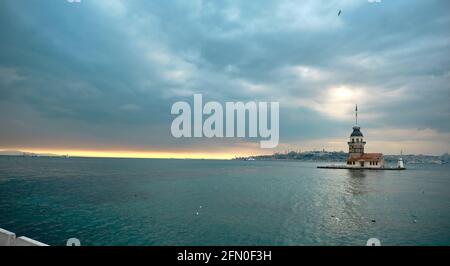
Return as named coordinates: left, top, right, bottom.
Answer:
left=0, top=156, right=449, bottom=246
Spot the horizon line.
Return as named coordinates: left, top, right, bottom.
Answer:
left=0, top=148, right=447, bottom=160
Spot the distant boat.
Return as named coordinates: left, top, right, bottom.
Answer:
left=247, top=157, right=256, bottom=161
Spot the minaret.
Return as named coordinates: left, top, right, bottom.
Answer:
left=348, top=105, right=366, bottom=159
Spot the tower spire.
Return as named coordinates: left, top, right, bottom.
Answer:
left=355, top=104, right=358, bottom=126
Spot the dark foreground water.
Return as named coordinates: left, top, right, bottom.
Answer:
left=0, top=156, right=449, bottom=246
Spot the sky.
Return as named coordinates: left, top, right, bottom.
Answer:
left=0, top=0, right=449, bottom=158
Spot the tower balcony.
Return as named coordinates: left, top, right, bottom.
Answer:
left=348, top=141, right=366, bottom=145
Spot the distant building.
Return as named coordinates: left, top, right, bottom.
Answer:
left=346, top=105, right=384, bottom=168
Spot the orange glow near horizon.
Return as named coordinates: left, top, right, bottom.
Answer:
left=0, top=148, right=258, bottom=160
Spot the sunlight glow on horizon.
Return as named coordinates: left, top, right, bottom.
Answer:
left=0, top=148, right=248, bottom=160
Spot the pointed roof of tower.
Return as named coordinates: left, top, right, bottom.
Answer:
left=350, top=104, right=363, bottom=136
left=350, top=126, right=363, bottom=137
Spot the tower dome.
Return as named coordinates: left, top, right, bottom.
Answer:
left=350, top=126, right=363, bottom=137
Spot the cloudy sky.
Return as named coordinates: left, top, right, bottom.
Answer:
left=0, top=0, right=449, bottom=158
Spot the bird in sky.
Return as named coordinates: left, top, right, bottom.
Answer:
left=338, top=10, right=342, bottom=16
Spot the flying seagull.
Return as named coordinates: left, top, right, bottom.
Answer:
left=338, top=10, right=342, bottom=16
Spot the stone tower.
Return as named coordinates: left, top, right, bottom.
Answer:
left=348, top=105, right=366, bottom=159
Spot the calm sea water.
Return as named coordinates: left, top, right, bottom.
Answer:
left=0, top=156, right=449, bottom=246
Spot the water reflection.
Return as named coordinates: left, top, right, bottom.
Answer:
left=347, top=169, right=367, bottom=179
left=345, top=170, right=369, bottom=195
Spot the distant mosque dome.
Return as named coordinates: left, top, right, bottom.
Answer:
left=350, top=126, right=364, bottom=137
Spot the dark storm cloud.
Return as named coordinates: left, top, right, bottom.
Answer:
left=0, top=0, right=449, bottom=154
